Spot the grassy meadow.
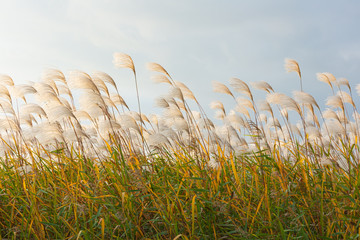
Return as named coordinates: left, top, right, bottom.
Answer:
left=0, top=54, right=360, bottom=239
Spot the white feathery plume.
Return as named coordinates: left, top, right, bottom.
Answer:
left=258, top=100, right=273, bottom=113
left=110, top=94, right=129, bottom=110
left=0, top=75, right=14, bottom=86
left=19, top=113, right=37, bottom=126
left=151, top=74, right=172, bottom=85
left=128, top=111, right=142, bottom=122
left=118, top=114, right=140, bottom=134
left=337, top=91, right=355, bottom=107
left=293, top=91, right=319, bottom=109
left=236, top=97, right=254, bottom=110
left=250, top=81, right=274, bottom=93
left=0, top=118, right=18, bottom=131
left=41, top=75, right=59, bottom=95
left=198, top=118, right=214, bottom=129
left=317, top=73, right=330, bottom=86
left=164, top=97, right=177, bottom=107
left=169, top=87, right=184, bottom=102
left=215, top=110, right=225, bottom=120
left=266, top=92, right=284, bottom=105
left=326, top=95, right=344, bottom=110
left=266, top=93, right=301, bottom=114
left=323, top=72, right=336, bottom=82
left=154, top=97, right=169, bottom=108
left=179, top=131, right=191, bottom=145
left=34, top=82, right=61, bottom=104
left=113, top=53, right=135, bottom=73
left=212, top=81, right=234, bottom=98
left=102, top=95, right=116, bottom=108
left=307, top=125, right=322, bottom=140
left=322, top=119, right=345, bottom=137
left=42, top=69, right=66, bottom=84
left=335, top=78, right=350, bottom=90
left=172, top=118, right=189, bottom=132
left=164, top=106, right=183, bottom=118
left=9, top=84, right=37, bottom=101
left=0, top=84, right=11, bottom=102
left=74, top=110, right=92, bottom=121
left=57, top=84, right=73, bottom=99
left=210, top=101, right=225, bottom=113
left=44, top=104, right=76, bottom=123
left=147, top=133, right=170, bottom=147
left=284, top=58, right=301, bottom=78
left=63, top=127, right=87, bottom=142
left=98, top=119, right=121, bottom=136
left=82, top=105, right=105, bottom=119
left=27, top=122, right=64, bottom=144
left=224, top=111, right=246, bottom=129
left=214, top=125, right=229, bottom=139
left=336, top=110, right=348, bottom=124
left=322, top=108, right=339, bottom=121
left=0, top=100, right=15, bottom=115
left=93, top=71, right=117, bottom=90
left=174, top=81, right=196, bottom=100
left=68, top=71, right=100, bottom=93
left=267, top=117, right=281, bottom=129
left=20, top=103, right=47, bottom=117
left=146, top=62, right=171, bottom=79
left=317, top=72, right=336, bottom=89
left=235, top=104, right=250, bottom=118
left=92, top=73, right=110, bottom=96
left=160, top=127, right=178, bottom=140
left=79, top=90, right=107, bottom=112
left=229, top=78, right=252, bottom=98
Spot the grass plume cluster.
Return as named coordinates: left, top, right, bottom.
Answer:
left=0, top=54, right=360, bottom=239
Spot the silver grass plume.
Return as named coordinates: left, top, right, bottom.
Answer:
left=250, top=81, right=274, bottom=93
left=229, top=78, right=252, bottom=99
left=151, top=74, right=172, bottom=85
left=210, top=101, right=225, bottom=114
left=0, top=75, right=14, bottom=86
left=174, top=81, right=196, bottom=101
left=293, top=91, right=320, bottom=109
left=146, top=62, right=172, bottom=80
left=92, top=71, right=118, bottom=91
left=212, top=81, right=235, bottom=99
left=284, top=58, right=302, bottom=91
left=9, top=84, right=36, bottom=102
left=0, top=84, right=11, bottom=102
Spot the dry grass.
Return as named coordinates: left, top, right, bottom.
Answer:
left=0, top=56, right=359, bottom=239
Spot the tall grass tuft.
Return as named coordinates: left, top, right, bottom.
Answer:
left=0, top=55, right=359, bottom=239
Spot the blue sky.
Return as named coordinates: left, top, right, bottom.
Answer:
left=0, top=0, right=359, bottom=116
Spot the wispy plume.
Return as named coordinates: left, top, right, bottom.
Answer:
left=285, top=58, right=302, bottom=91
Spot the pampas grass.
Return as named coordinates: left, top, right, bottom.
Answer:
left=0, top=55, right=359, bottom=239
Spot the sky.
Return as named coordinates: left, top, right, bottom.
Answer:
left=0, top=0, right=359, bottom=117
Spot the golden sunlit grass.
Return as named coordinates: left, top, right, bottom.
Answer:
left=0, top=55, right=359, bottom=239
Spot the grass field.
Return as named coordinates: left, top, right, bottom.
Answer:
left=0, top=54, right=359, bottom=239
